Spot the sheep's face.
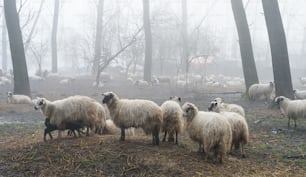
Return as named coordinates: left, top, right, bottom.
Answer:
left=275, top=96, right=284, bottom=104
left=208, top=101, right=218, bottom=111
left=182, top=102, right=197, bottom=121
left=33, top=97, right=46, bottom=110
left=102, top=92, right=114, bottom=105
left=214, top=97, right=222, bottom=103
left=7, top=91, right=13, bottom=98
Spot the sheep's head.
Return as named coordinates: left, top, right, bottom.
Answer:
left=213, top=97, right=223, bottom=103
left=169, top=96, right=181, bottom=103
left=7, top=91, right=13, bottom=98
left=208, top=101, right=218, bottom=112
left=275, top=96, right=285, bottom=104
left=102, top=92, right=116, bottom=105
left=33, top=97, right=47, bottom=110
left=182, top=102, right=198, bottom=121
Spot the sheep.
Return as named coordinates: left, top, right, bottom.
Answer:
left=134, top=80, right=150, bottom=88
left=59, top=77, right=75, bottom=84
left=102, top=91, right=162, bottom=145
left=293, top=89, right=306, bottom=99
left=182, top=102, right=232, bottom=163
left=275, top=96, right=306, bottom=128
left=248, top=82, right=274, bottom=101
left=210, top=97, right=245, bottom=117
left=7, top=91, right=32, bottom=104
left=208, top=101, right=249, bottom=157
left=44, top=117, right=85, bottom=141
left=33, top=96, right=103, bottom=139
left=160, top=96, right=184, bottom=144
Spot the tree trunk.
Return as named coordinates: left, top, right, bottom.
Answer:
left=24, top=0, right=45, bottom=53
left=181, top=0, right=188, bottom=74
left=231, top=0, right=259, bottom=94
left=51, top=0, right=59, bottom=73
left=4, top=0, right=31, bottom=96
left=2, top=11, right=8, bottom=72
left=142, top=0, right=152, bottom=82
left=92, top=0, right=104, bottom=75
left=262, top=0, right=293, bottom=99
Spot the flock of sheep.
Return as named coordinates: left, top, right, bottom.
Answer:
left=4, top=79, right=306, bottom=164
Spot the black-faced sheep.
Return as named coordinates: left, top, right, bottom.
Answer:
left=248, top=82, right=274, bottom=101
left=33, top=96, right=104, bottom=139
left=102, top=92, right=162, bottom=145
left=210, top=97, right=245, bottom=117
left=7, top=91, right=32, bottom=104
left=208, top=101, right=249, bottom=158
left=275, top=96, right=306, bottom=128
left=182, top=102, right=232, bottom=163
left=160, top=96, right=184, bottom=144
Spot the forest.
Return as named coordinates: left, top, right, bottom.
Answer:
left=0, top=0, right=305, bottom=176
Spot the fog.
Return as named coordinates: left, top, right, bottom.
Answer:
left=1, top=0, right=306, bottom=85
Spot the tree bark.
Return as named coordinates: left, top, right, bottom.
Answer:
left=262, top=0, right=293, bottom=98
left=92, top=0, right=104, bottom=75
left=4, top=0, right=31, bottom=96
left=2, top=10, right=8, bottom=72
left=51, top=0, right=59, bottom=73
left=181, top=0, right=188, bottom=74
left=142, top=0, right=152, bottom=82
left=231, top=0, right=259, bottom=94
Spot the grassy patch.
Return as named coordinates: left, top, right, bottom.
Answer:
left=0, top=122, right=43, bottom=136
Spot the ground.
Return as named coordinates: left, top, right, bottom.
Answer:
left=0, top=75, right=305, bottom=177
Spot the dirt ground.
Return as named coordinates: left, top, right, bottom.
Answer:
left=0, top=75, right=305, bottom=177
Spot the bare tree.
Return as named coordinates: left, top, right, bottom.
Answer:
left=29, top=41, right=48, bottom=77
left=4, top=0, right=31, bottom=96
left=262, top=0, right=293, bottom=99
left=181, top=0, right=188, bottom=74
left=2, top=9, right=8, bottom=72
left=24, top=0, right=45, bottom=53
left=142, top=0, right=152, bottom=82
left=51, top=0, right=59, bottom=73
left=92, top=0, right=104, bottom=75
left=231, top=0, right=259, bottom=94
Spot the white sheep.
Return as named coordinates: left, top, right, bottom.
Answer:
left=208, top=101, right=249, bottom=157
left=134, top=80, right=150, bottom=88
left=275, top=96, right=306, bottom=128
left=210, top=97, right=245, bottom=117
left=59, top=77, right=75, bottom=84
left=33, top=95, right=104, bottom=139
left=182, top=102, right=232, bottom=163
left=293, top=89, right=306, bottom=100
left=102, top=92, right=162, bottom=145
left=7, top=91, right=32, bottom=104
left=248, top=82, right=274, bottom=101
left=160, top=96, right=184, bottom=144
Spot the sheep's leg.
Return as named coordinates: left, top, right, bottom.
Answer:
left=152, top=125, right=159, bottom=145
left=72, top=130, right=77, bottom=138
left=120, top=128, right=125, bottom=141
left=162, top=131, right=167, bottom=142
left=294, top=119, right=297, bottom=128
left=241, top=143, right=246, bottom=158
left=86, top=127, right=90, bottom=136
left=287, top=118, right=291, bottom=129
left=77, top=129, right=82, bottom=137
left=175, top=131, right=178, bottom=145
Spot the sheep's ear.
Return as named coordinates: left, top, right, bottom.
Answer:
left=169, top=96, right=173, bottom=100
left=178, top=97, right=181, bottom=102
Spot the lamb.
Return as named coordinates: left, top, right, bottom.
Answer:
left=44, top=117, right=85, bottom=141
left=208, top=101, right=249, bottom=157
left=248, top=82, right=274, bottom=101
left=275, top=96, right=306, bottom=128
left=160, top=96, right=184, bottom=144
left=33, top=95, right=103, bottom=139
left=182, top=102, right=232, bottom=163
left=102, top=91, right=162, bottom=145
left=210, top=97, right=245, bottom=117
left=293, top=89, right=306, bottom=100
left=7, top=91, right=32, bottom=104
